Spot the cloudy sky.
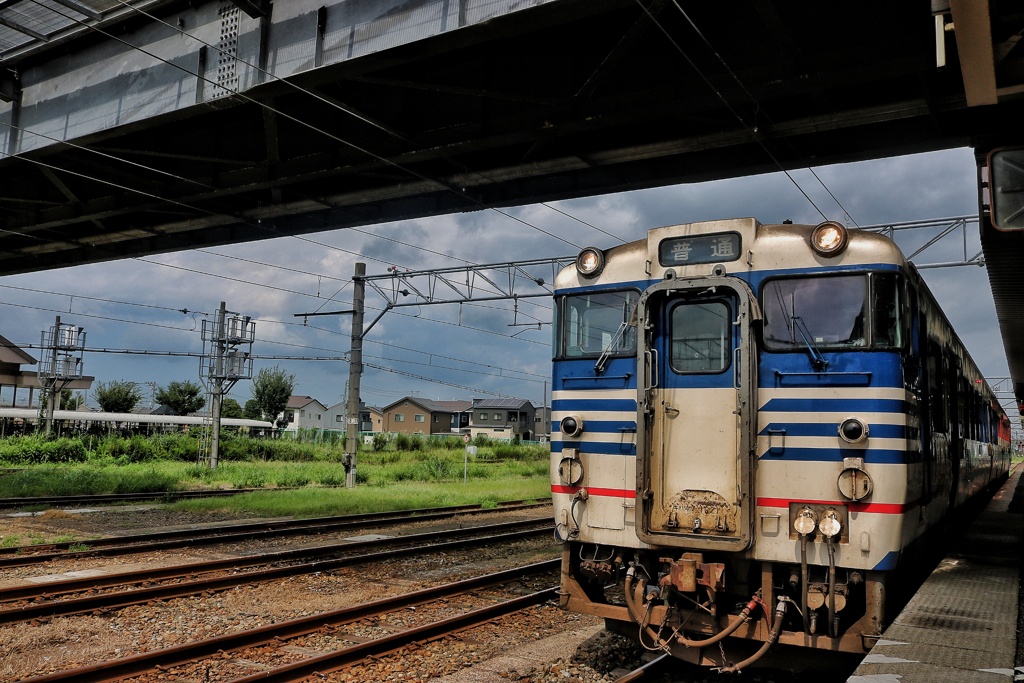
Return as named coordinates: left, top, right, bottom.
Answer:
left=0, top=145, right=1013, bottom=425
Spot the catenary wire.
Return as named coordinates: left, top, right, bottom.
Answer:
left=665, top=0, right=860, bottom=226
left=634, top=0, right=829, bottom=221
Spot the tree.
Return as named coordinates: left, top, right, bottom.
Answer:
left=242, top=399, right=262, bottom=420
left=155, top=380, right=206, bottom=415
left=222, top=398, right=243, bottom=419
left=250, top=366, right=295, bottom=423
left=93, top=380, right=143, bottom=413
left=40, top=389, right=83, bottom=412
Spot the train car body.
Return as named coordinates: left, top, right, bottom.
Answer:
left=550, top=218, right=1010, bottom=669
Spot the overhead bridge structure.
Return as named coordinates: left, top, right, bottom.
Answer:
left=1, top=0, right=1024, bottom=402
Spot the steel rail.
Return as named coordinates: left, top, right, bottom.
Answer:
left=230, top=588, right=560, bottom=683
left=0, top=500, right=548, bottom=568
left=0, top=525, right=550, bottom=624
left=612, top=653, right=672, bottom=682
left=0, top=487, right=281, bottom=509
left=19, top=560, right=560, bottom=683
left=0, top=518, right=550, bottom=612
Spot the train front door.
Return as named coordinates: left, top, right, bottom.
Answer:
left=636, top=278, right=758, bottom=551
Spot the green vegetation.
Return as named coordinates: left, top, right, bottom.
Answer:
left=0, top=432, right=551, bottom=516
left=92, top=380, right=144, bottom=413
left=174, top=478, right=550, bottom=518
left=154, top=380, right=206, bottom=415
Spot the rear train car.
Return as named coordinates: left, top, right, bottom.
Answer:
left=550, top=218, right=1010, bottom=669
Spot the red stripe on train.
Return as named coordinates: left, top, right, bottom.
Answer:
left=550, top=490, right=907, bottom=512
left=552, top=485, right=636, bottom=499
left=757, top=497, right=910, bottom=514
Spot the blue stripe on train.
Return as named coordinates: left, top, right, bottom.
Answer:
left=872, top=551, right=899, bottom=571
left=760, top=398, right=910, bottom=413
left=551, top=440, right=637, bottom=456
left=758, top=447, right=910, bottom=464
left=549, top=420, right=637, bottom=433
left=758, top=423, right=906, bottom=439
left=552, top=399, right=637, bottom=412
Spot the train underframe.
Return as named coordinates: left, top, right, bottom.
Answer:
left=559, top=541, right=886, bottom=669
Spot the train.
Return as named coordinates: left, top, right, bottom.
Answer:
left=549, top=217, right=1011, bottom=671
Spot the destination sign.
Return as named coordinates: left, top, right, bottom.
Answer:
left=658, top=232, right=741, bottom=266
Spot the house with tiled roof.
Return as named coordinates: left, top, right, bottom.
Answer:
left=469, top=397, right=537, bottom=441
left=381, top=397, right=472, bottom=435
left=325, top=401, right=385, bottom=433
left=278, top=395, right=327, bottom=432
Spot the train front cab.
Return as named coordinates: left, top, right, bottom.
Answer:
left=552, top=218, right=1010, bottom=669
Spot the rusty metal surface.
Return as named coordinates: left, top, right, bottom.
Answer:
left=20, top=559, right=559, bottom=683
left=0, top=519, right=548, bottom=620
left=0, top=500, right=547, bottom=568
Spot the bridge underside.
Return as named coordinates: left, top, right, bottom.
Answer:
left=1, top=0, right=1024, bottom=402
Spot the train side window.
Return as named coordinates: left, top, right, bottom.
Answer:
left=669, top=301, right=731, bottom=373
left=871, top=273, right=904, bottom=348
left=926, top=339, right=946, bottom=433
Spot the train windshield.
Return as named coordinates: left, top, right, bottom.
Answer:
left=554, top=289, right=639, bottom=358
left=761, top=273, right=904, bottom=351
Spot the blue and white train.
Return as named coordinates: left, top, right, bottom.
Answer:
left=550, top=218, right=1010, bottom=670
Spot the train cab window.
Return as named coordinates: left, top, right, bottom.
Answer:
left=761, top=272, right=905, bottom=351
left=762, top=275, right=867, bottom=350
left=669, top=301, right=731, bottom=373
left=555, top=290, right=638, bottom=358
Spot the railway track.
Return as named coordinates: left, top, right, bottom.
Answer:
left=0, top=518, right=550, bottom=623
left=0, top=487, right=285, bottom=509
left=0, top=499, right=548, bottom=568
left=18, top=560, right=561, bottom=682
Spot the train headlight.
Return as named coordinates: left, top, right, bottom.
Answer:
left=838, top=417, right=869, bottom=444
left=818, top=508, right=843, bottom=539
left=560, top=415, right=584, bottom=438
left=794, top=507, right=817, bottom=536
left=810, top=221, right=849, bottom=257
left=576, top=247, right=605, bottom=277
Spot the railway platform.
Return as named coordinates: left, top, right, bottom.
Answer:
left=848, top=469, right=1024, bottom=683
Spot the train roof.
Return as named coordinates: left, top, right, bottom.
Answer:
left=555, top=218, right=907, bottom=290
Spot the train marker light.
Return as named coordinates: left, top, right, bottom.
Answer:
left=818, top=509, right=843, bottom=538
left=576, top=247, right=605, bottom=277
left=838, top=417, right=869, bottom=444
left=560, top=415, right=584, bottom=437
left=810, top=221, right=849, bottom=257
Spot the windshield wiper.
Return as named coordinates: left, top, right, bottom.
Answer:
left=595, top=302, right=636, bottom=374
left=792, top=315, right=829, bottom=371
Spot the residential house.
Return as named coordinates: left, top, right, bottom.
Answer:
left=279, top=395, right=328, bottom=432
left=381, top=397, right=472, bottom=435
left=533, top=405, right=552, bottom=442
left=470, top=397, right=537, bottom=441
left=366, top=406, right=384, bottom=432
left=325, top=401, right=385, bottom=433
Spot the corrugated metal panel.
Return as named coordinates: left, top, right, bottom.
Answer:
left=0, top=0, right=168, bottom=60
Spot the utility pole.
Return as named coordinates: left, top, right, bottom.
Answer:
left=200, top=302, right=254, bottom=468
left=344, top=263, right=366, bottom=488
left=38, top=316, right=85, bottom=436
left=294, top=263, right=373, bottom=488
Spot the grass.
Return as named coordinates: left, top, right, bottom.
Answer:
left=171, top=478, right=552, bottom=518
left=0, top=437, right=553, bottom=519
